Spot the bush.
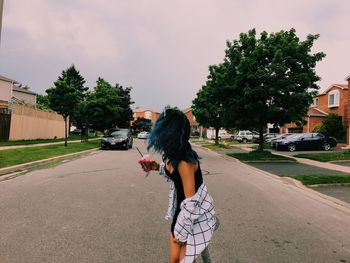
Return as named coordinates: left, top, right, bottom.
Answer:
left=314, top=113, right=345, bottom=140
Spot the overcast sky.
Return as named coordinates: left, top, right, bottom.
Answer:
left=0, top=0, right=349, bottom=112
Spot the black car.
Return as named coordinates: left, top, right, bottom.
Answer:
left=101, top=129, right=133, bottom=150
left=273, top=133, right=337, bottom=152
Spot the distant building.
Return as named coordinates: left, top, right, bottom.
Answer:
left=282, top=74, right=350, bottom=145
left=132, top=108, right=160, bottom=123
left=0, top=74, right=37, bottom=106
left=182, top=108, right=200, bottom=136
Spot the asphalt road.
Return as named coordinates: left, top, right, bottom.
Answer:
left=1, top=139, right=350, bottom=262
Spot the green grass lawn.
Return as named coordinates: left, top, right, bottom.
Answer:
left=294, top=151, right=350, bottom=162
left=227, top=151, right=295, bottom=162
left=202, top=143, right=231, bottom=150
left=0, top=135, right=99, bottom=147
left=0, top=140, right=100, bottom=169
left=289, top=174, right=350, bottom=185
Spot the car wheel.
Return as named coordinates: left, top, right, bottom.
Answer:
left=288, top=144, right=296, bottom=152
left=101, top=146, right=106, bottom=150
left=243, top=138, right=247, bottom=143
left=323, top=143, right=331, bottom=151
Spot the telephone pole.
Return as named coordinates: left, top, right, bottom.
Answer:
left=0, top=0, right=3, bottom=45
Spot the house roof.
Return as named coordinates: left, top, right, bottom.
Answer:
left=320, top=84, right=348, bottom=95
left=0, top=74, right=18, bottom=84
left=308, top=107, right=328, bottom=117
left=13, top=86, right=37, bottom=95
left=133, top=108, right=159, bottom=114
left=182, top=107, right=192, bottom=114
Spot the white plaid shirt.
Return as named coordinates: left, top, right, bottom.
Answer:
left=159, top=163, right=216, bottom=263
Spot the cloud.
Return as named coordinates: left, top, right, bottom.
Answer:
left=0, top=0, right=350, bottom=111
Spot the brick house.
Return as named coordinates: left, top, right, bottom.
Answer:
left=182, top=108, right=200, bottom=135
left=132, top=108, right=160, bottom=123
left=283, top=75, right=350, bottom=144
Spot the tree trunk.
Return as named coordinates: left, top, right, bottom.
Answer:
left=215, top=127, right=220, bottom=145
left=64, top=116, right=68, bottom=147
left=258, top=125, right=264, bottom=152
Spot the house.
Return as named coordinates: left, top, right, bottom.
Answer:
left=0, top=74, right=37, bottom=105
left=0, top=74, right=66, bottom=141
left=283, top=75, right=350, bottom=144
left=182, top=108, right=200, bottom=135
left=132, top=108, right=160, bottom=123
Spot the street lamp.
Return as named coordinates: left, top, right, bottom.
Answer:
left=0, top=0, right=3, bottom=45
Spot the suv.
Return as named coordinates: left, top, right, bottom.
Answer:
left=235, top=130, right=259, bottom=143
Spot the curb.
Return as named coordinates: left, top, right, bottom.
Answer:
left=0, top=148, right=100, bottom=178
left=192, top=144, right=350, bottom=212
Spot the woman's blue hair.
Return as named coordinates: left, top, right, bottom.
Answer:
left=147, top=108, right=200, bottom=168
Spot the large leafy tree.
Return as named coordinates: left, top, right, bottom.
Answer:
left=223, top=28, right=325, bottom=151
left=46, top=77, right=80, bottom=146
left=192, top=64, right=229, bottom=145
left=36, top=94, right=50, bottom=110
left=86, top=78, right=123, bottom=132
left=114, top=84, right=134, bottom=128
left=131, top=117, right=152, bottom=132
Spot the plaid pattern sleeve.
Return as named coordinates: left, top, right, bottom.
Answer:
left=174, top=182, right=216, bottom=263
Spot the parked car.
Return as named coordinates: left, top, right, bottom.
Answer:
left=272, top=133, right=337, bottom=152
left=70, top=128, right=82, bottom=135
left=270, top=133, right=293, bottom=145
left=101, top=128, right=133, bottom=150
left=252, top=133, right=279, bottom=143
left=137, top=131, right=150, bottom=139
left=235, top=130, right=259, bottom=143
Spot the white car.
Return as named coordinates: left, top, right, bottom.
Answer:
left=235, top=130, right=259, bottom=143
left=137, top=131, right=150, bottom=139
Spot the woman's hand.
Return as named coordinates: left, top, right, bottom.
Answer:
left=138, top=159, right=159, bottom=173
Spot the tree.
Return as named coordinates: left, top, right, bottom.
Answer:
left=192, top=64, right=229, bottom=145
left=131, top=117, right=152, bottom=132
left=36, top=94, right=50, bottom=110
left=315, top=113, right=345, bottom=140
left=86, top=78, right=123, bottom=132
left=114, top=84, right=134, bottom=128
left=58, top=65, right=87, bottom=129
left=46, top=77, right=80, bottom=146
left=223, top=28, right=325, bottom=151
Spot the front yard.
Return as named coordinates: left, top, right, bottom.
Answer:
left=294, top=151, right=350, bottom=162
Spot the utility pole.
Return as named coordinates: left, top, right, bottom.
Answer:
left=0, top=0, right=3, bottom=45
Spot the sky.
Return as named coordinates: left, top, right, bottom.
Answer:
left=0, top=0, right=349, bottom=112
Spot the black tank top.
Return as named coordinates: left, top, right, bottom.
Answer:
left=164, top=161, right=203, bottom=235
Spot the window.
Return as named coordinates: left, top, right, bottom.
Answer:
left=328, top=90, right=340, bottom=108
left=144, top=111, right=152, bottom=120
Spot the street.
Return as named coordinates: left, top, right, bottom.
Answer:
left=1, top=139, right=350, bottom=262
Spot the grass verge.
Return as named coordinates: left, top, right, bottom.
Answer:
left=289, top=174, right=350, bottom=185
left=227, top=151, right=295, bottom=162
left=0, top=135, right=99, bottom=147
left=294, top=151, right=350, bottom=162
left=0, top=140, right=100, bottom=169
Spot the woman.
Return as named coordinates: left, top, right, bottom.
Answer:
left=139, top=108, right=216, bottom=263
